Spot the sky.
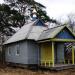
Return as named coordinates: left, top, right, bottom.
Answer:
left=0, top=0, right=75, bottom=21
left=0, top=0, right=4, bottom=4
left=35, top=0, right=75, bottom=21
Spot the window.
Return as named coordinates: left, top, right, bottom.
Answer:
left=16, top=44, right=20, bottom=56
left=8, top=47, right=12, bottom=55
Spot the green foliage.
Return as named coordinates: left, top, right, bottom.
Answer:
left=0, top=4, right=25, bottom=36
left=18, top=0, right=45, bottom=7
left=4, top=0, right=56, bottom=22
left=2, top=0, right=57, bottom=36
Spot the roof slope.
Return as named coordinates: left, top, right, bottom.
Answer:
left=4, top=21, right=75, bottom=45
left=4, top=20, right=47, bottom=45
left=39, top=25, right=75, bottom=40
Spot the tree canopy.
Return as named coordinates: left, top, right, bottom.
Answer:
left=4, top=0, right=57, bottom=22
left=0, top=0, right=57, bottom=36
left=0, top=4, right=25, bottom=36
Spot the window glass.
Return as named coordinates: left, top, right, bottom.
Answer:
left=8, top=47, right=12, bottom=55
left=16, top=44, right=20, bottom=55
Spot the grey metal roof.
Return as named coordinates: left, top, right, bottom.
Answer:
left=4, top=20, right=75, bottom=45
left=4, top=20, right=47, bottom=45
left=38, top=25, right=70, bottom=40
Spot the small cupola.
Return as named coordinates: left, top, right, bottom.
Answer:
left=31, top=9, right=37, bottom=21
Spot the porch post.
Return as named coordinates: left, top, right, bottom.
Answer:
left=52, top=42, right=54, bottom=67
left=72, top=46, right=74, bottom=64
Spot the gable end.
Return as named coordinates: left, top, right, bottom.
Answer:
left=55, top=27, right=75, bottom=39
left=34, top=19, right=45, bottom=26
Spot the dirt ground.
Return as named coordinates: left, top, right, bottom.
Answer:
left=0, top=62, right=74, bottom=75
left=0, top=66, right=75, bottom=75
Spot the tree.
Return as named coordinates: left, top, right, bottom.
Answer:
left=4, top=0, right=57, bottom=23
left=0, top=0, right=58, bottom=36
left=0, top=4, right=25, bottom=63
left=0, top=4, right=25, bottom=36
left=66, top=13, right=75, bottom=32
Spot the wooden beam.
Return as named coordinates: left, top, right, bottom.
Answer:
left=50, top=38, right=75, bottom=42
left=38, top=39, right=75, bottom=43
left=72, top=46, right=74, bottom=64
left=52, top=42, right=54, bottom=67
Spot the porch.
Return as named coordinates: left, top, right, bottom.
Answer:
left=40, top=64, right=75, bottom=70
left=40, top=40, right=75, bottom=68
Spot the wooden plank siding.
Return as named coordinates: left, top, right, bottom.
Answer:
left=41, top=42, right=53, bottom=66
left=55, top=42, right=65, bottom=64
left=56, top=28, right=75, bottom=39
left=5, top=40, right=40, bottom=65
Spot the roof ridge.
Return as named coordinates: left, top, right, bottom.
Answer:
left=49, top=24, right=65, bottom=29
left=42, top=24, right=65, bottom=32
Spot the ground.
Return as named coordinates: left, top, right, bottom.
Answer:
left=0, top=66, right=75, bottom=75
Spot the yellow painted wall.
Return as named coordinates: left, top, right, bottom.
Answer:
left=41, top=42, right=52, bottom=62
